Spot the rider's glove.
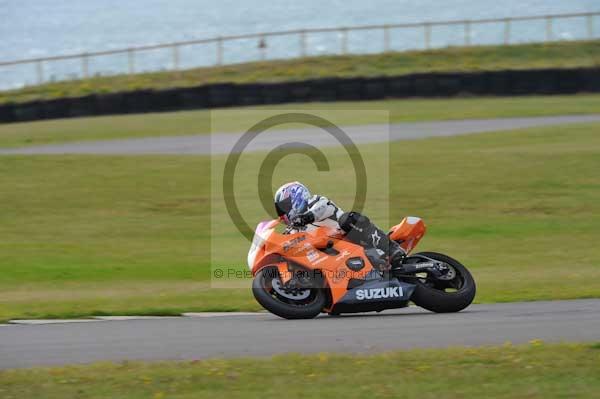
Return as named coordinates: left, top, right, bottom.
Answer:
left=291, top=211, right=315, bottom=227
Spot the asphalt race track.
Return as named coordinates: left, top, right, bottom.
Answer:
left=1, top=299, right=599, bottom=369
left=2, top=114, right=600, bottom=155
left=2, top=116, right=600, bottom=369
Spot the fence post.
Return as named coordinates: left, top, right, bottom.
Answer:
left=82, top=53, right=89, bottom=79
left=172, top=45, right=180, bottom=70
left=545, top=16, right=553, bottom=41
left=383, top=25, right=390, bottom=52
left=259, top=36, right=267, bottom=61
left=127, top=48, right=135, bottom=74
left=300, top=30, right=307, bottom=57
left=464, top=20, right=471, bottom=46
left=424, top=23, right=431, bottom=50
left=503, top=18, right=511, bottom=44
left=339, top=28, right=348, bottom=54
left=588, top=14, right=594, bottom=39
left=36, top=61, right=44, bottom=84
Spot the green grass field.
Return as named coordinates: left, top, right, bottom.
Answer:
left=1, top=342, right=598, bottom=398
left=2, top=40, right=599, bottom=105
left=1, top=120, right=599, bottom=321
left=2, top=94, right=600, bottom=148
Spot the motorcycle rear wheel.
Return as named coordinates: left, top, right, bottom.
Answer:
left=407, top=252, right=476, bottom=313
left=252, top=266, right=327, bottom=319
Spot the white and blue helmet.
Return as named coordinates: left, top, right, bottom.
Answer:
left=274, top=181, right=311, bottom=225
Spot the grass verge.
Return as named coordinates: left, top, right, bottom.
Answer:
left=0, top=122, right=599, bottom=320
left=0, top=342, right=598, bottom=398
left=2, top=40, right=600, bottom=105
left=2, top=94, right=600, bottom=148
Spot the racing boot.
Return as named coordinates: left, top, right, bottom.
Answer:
left=388, top=239, right=407, bottom=270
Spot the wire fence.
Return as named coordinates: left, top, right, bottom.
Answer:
left=1, top=11, right=599, bottom=90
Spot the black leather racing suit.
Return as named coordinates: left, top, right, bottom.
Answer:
left=289, top=195, right=406, bottom=270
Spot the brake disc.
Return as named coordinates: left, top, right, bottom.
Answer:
left=435, top=264, right=457, bottom=280
left=272, top=278, right=311, bottom=300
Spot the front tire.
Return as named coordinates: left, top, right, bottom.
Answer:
left=252, top=266, right=326, bottom=319
left=409, top=252, right=476, bottom=313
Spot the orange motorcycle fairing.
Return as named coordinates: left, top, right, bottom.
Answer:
left=388, top=216, right=426, bottom=254
left=248, top=220, right=378, bottom=310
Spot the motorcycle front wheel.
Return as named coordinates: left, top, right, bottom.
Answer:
left=252, top=266, right=327, bottom=319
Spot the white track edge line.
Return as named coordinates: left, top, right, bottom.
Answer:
left=2, top=312, right=265, bottom=325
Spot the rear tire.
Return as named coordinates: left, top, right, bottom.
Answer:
left=409, top=252, right=476, bottom=313
left=252, top=266, right=326, bottom=319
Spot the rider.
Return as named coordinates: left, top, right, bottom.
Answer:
left=274, top=181, right=406, bottom=270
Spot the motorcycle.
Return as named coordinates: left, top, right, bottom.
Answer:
left=248, top=216, right=476, bottom=319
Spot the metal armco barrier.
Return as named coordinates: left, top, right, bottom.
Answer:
left=1, top=67, right=599, bottom=124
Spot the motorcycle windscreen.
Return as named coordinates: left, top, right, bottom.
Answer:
left=247, top=220, right=277, bottom=269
